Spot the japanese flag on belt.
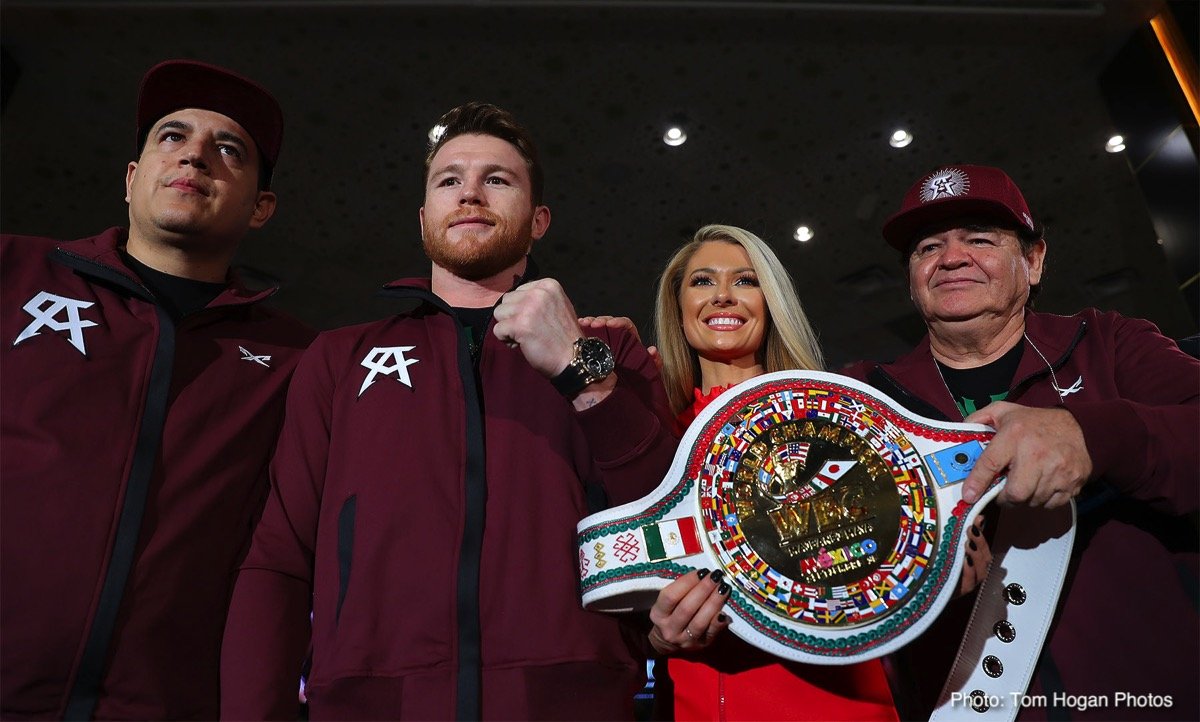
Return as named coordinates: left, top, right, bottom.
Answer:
left=645, top=517, right=703, bottom=561
left=810, top=459, right=857, bottom=488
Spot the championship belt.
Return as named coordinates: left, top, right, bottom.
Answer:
left=577, top=371, right=1075, bottom=720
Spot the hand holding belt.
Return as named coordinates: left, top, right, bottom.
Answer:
left=577, top=371, right=1073, bottom=721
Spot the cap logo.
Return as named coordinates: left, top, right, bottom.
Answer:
left=919, top=167, right=970, bottom=203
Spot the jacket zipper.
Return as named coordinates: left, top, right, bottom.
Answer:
left=52, top=250, right=176, bottom=721
left=379, top=286, right=486, bottom=721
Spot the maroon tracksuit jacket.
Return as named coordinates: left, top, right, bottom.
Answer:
left=1, top=228, right=314, bottom=720
left=221, top=270, right=676, bottom=720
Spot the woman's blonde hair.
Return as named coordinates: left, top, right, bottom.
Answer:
left=653, top=224, right=825, bottom=414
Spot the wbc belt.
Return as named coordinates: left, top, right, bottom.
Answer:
left=577, top=371, right=1074, bottom=721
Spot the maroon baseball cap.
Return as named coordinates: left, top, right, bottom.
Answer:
left=881, top=165, right=1037, bottom=251
left=135, top=59, right=283, bottom=176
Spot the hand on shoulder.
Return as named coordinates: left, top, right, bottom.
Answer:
left=577, top=315, right=661, bottom=370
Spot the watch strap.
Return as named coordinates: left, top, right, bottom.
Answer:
left=551, top=337, right=613, bottom=397
left=551, top=358, right=591, bottom=397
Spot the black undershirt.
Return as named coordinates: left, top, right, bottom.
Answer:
left=120, top=251, right=226, bottom=320
left=936, top=341, right=1024, bottom=418
left=452, top=306, right=494, bottom=362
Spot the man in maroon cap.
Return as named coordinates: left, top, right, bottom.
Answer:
left=0, top=60, right=313, bottom=720
left=844, top=165, right=1198, bottom=721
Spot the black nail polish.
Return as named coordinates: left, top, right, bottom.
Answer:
left=718, top=613, right=728, bottom=623
left=967, top=557, right=974, bottom=567
left=697, top=568, right=710, bottom=580
left=710, top=570, right=725, bottom=584
left=719, top=582, right=731, bottom=596
left=971, top=525, right=981, bottom=538
left=968, top=540, right=978, bottom=552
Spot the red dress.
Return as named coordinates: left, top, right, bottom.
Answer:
left=669, top=386, right=898, bottom=722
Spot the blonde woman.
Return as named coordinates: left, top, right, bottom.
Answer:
left=638, top=225, right=898, bottom=720
left=582, top=225, right=988, bottom=720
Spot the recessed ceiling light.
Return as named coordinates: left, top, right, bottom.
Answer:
left=428, top=124, right=447, bottom=144
left=794, top=225, right=814, bottom=242
left=889, top=129, right=913, bottom=148
left=663, top=126, right=687, bottom=147
left=1105, top=135, right=1126, bottom=153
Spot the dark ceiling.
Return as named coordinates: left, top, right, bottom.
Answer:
left=2, top=0, right=1195, bottom=368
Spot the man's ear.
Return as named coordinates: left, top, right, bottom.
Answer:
left=248, top=191, right=278, bottom=229
left=125, top=162, right=138, bottom=203
left=1026, top=238, right=1048, bottom=286
left=419, top=206, right=426, bottom=239
left=530, top=205, right=551, bottom=241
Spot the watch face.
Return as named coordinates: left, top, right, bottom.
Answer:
left=579, top=337, right=615, bottom=378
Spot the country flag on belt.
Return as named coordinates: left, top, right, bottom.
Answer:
left=815, top=393, right=844, bottom=415
left=644, top=517, right=702, bottom=561
left=810, top=459, right=857, bottom=488
left=927, top=440, right=986, bottom=487
left=775, top=441, right=811, bottom=469
left=795, top=583, right=823, bottom=599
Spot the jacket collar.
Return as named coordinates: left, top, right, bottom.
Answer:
left=874, top=309, right=1088, bottom=420
left=1015, top=310, right=1086, bottom=371
left=874, top=334, right=960, bottom=420
left=52, top=226, right=277, bottom=307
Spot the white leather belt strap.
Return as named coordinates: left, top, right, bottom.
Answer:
left=931, top=503, right=1076, bottom=722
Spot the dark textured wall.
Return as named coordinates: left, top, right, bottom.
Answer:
left=2, top=1, right=1194, bottom=366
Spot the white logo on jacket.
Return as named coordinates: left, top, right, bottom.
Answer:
left=1058, top=375, right=1084, bottom=398
left=239, top=346, right=272, bottom=368
left=13, top=291, right=99, bottom=355
left=359, top=346, right=419, bottom=397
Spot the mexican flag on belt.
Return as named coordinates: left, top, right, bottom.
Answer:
left=645, top=517, right=702, bottom=561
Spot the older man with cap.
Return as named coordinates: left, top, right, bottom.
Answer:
left=844, top=164, right=1198, bottom=721
left=1, top=60, right=313, bottom=720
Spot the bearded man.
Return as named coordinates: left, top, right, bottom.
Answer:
left=220, top=102, right=675, bottom=720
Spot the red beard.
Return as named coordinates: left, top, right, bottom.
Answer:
left=423, top=209, right=532, bottom=281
